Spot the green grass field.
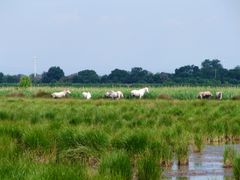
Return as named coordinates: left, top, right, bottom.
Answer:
left=0, top=87, right=240, bottom=179
left=0, top=86, right=240, bottom=179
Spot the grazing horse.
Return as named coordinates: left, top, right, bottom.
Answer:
left=197, top=91, right=212, bottom=99
left=51, top=89, right=71, bottom=98
left=82, top=92, right=91, bottom=100
left=216, top=92, right=223, bottom=100
left=116, top=91, right=124, bottom=99
left=105, top=90, right=124, bottom=99
left=131, top=87, right=149, bottom=99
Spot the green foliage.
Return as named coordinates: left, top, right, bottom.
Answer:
left=2, top=59, right=240, bottom=84
left=42, top=66, right=64, bottom=83
left=73, top=69, right=100, bottom=83
left=19, top=76, right=32, bottom=88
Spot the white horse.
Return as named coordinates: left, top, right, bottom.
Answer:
left=105, top=90, right=124, bottom=99
left=131, top=87, right=149, bottom=99
left=116, top=91, right=124, bottom=99
left=51, top=89, right=71, bottom=98
left=216, top=92, right=223, bottom=100
left=197, top=91, right=212, bottom=99
left=82, top=92, right=91, bottom=100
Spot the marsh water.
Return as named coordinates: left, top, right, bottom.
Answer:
left=164, top=144, right=240, bottom=179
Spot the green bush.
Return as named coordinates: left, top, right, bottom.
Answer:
left=19, top=76, right=32, bottom=88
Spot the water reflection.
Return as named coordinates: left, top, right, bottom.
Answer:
left=164, top=144, right=240, bottom=179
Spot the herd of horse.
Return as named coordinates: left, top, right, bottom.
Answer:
left=51, top=87, right=222, bottom=100
left=51, top=87, right=149, bottom=99
left=197, top=91, right=223, bottom=100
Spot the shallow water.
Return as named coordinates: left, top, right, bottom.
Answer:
left=164, top=144, right=240, bottom=179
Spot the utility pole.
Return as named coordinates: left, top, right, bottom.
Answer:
left=33, top=56, right=38, bottom=78
left=214, top=69, right=217, bottom=79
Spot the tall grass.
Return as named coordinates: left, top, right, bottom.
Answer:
left=233, top=155, right=240, bottom=179
left=224, top=146, right=236, bottom=168
left=0, top=95, right=239, bottom=178
left=99, top=151, right=132, bottom=180
left=137, top=153, right=162, bottom=180
left=111, top=129, right=149, bottom=154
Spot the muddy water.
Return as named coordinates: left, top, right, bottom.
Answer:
left=164, top=144, right=240, bottom=179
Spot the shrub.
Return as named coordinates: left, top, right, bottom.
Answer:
left=19, top=76, right=32, bottom=88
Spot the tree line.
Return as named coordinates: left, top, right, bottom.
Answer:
left=1, top=59, right=240, bottom=86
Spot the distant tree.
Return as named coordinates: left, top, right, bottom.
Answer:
left=130, top=67, right=149, bottom=83
left=62, top=74, right=77, bottom=83
left=175, top=65, right=200, bottom=77
left=153, top=72, right=171, bottom=83
left=0, top=72, right=3, bottom=83
left=19, top=76, right=32, bottom=87
left=29, top=74, right=42, bottom=84
left=202, top=59, right=223, bottom=69
left=100, top=75, right=109, bottom=83
left=73, top=70, right=99, bottom=83
left=200, top=59, right=223, bottom=79
left=108, top=69, right=130, bottom=83
left=228, top=66, right=240, bottom=81
left=42, top=66, right=64, bottom=83
left=144, top=72, right=154, bottom=83
left=3, top=75, right=21, bottom=83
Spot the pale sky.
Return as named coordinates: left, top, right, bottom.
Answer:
left=0, top=0, right=239, bottom=75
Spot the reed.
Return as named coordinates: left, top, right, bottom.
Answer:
left=223, top=146, right=236, bottom=168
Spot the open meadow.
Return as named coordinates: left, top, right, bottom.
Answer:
left=0, top=86, right=240, bottom=179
